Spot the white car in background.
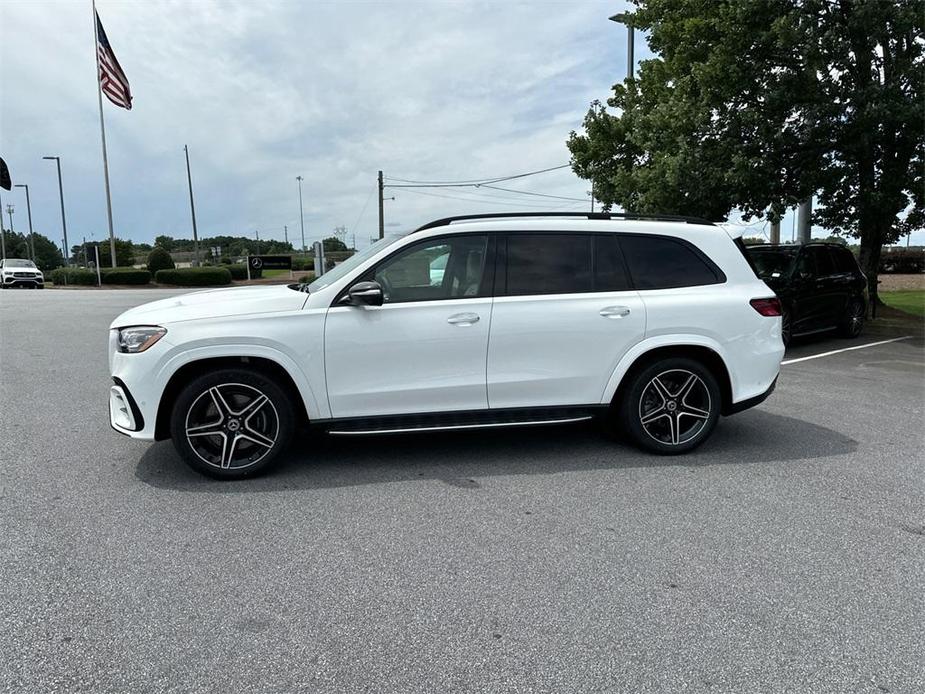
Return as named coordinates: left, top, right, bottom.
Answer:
left=0, top=258, right=44, bottom=288
left=108, top=212, right=784, bottom=479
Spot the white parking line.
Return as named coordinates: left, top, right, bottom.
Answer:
left=781, top=336, right=914, bottom=365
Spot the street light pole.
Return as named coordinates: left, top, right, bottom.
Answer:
left=183, top=145, right=201, bottom=267
left=43, top=156, right=69, bottom=265
left=14, top=184, right=35, bottom=260
left=0, top=190, right=6, bottom=261
left=377, top=170, right=385, bottom=240
left=609, top=12, right=635, bottom=81
left=296, top=176, right=306, bottom=256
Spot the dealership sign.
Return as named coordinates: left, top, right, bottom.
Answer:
left=248, top=255, right=292, bottom=270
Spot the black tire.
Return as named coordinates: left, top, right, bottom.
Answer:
left=169, top=368, right=295, bottom=479
left=619, top=357, right=721, bottom=455
left=781, top=306, right=792, bottom=347
left=838, top=297, right=865, bottom=339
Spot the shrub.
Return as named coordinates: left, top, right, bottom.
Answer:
left=227, top=264, right=262, bottom=280
left=147, top=246, right=175, bottom=274
left=879, top=248, right=924, bottom=274
left=48, top=267, right=98, bottom=286
left=298, top=272, right=316, bottom=284
left=155, top=267, right=232, bottom=286
left=102, top=268, right=151, bottom=285
left=220, top=257, right=233, bottom=265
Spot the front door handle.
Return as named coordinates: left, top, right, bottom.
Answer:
left=447, top=312, right=480, bottom=325
left=600, top=306, right=631, bottom=319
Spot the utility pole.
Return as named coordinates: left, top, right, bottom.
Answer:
left=14, top=184, right=35, bottom=260
left=183, top=145, right=201, bottom=267
left=284, top=224, right=288, bottom=245
left=43, top=157, right=69, bottom=265
left=296, top=175, right=306, bottom=256
left=255, top=229, right=260, bottom=255
left=377, top=170, right=385, bottom=240
left=5, top=204, right=14, bottom=236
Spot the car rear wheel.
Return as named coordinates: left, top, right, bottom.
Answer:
left=838, top=297, right=865, bottom=338
left=619, top=357, right=721, bottom=455
left=169, top=368, right=295, bottom=479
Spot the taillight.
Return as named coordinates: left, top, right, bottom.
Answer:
left=750, top=298, right=782, bottom=316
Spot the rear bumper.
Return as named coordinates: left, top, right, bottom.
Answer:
left=724, top=376, right=777, bottom=415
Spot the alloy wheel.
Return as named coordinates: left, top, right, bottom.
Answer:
left=847, top=300, right=864, bottom=336
left=184, top=383, right=280, bottom=470
left=638, top=369, right=712, bottom=446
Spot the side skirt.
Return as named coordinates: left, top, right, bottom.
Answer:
left=315, top=405, right=608, bottom=436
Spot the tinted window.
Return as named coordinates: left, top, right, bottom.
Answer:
left=830, top=247, right=857, bottom=274
left=811, top=247, right=836, bottom=276
left=594, top=235, right=631, bottom=291
left=620, top=235, right=721, bottom=289
left=505, top=234, right=592, bottom=296
left=374, top=235, right=487, bottom=303
left=748, top=248, right=798, bottom=279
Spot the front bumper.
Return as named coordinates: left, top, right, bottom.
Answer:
left=2, top=275, right=44, bottom=287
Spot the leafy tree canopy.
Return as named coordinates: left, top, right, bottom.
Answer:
left=568, top=0, right=923, bottom=298
left=322, top=236, right=348, bottom=252
left=2, top=230, right=64, bottom=271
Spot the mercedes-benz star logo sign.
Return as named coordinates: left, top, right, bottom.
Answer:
left=250, top=257, right=263, bottom=269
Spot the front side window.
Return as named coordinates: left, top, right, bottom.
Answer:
left=373, top=235, right=488, bottom=303
left=811, top=247, right=836, bottom=276
left=505, top=234, right=592, bottom=296
left=620, top=235, right=722, bottom=289
left=830, top=247, right=857, bottom=274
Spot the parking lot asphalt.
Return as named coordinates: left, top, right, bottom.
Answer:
left=1, top=288, right=923, bottom=694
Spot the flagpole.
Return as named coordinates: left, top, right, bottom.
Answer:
left=93, top=0, right=118, bottom=268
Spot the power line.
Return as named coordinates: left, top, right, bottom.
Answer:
left=351, top=185, right=376, bottom=237
left=384, top=163, right=571, bottom=187
left=476, top=184, right=588, bottom=203
left=398, top=187, right=587, bottom=210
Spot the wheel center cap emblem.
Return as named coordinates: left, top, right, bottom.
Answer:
left=666, top=401, right=678, bottom=412
left=227, top=418, right=241, bottom=431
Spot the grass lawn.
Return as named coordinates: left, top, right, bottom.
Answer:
left=262, top=268, right=295, bottom=279
left=880, top=290, right=925, bottom=317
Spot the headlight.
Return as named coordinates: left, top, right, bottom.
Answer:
left=117, top=326, right=167, bottom=353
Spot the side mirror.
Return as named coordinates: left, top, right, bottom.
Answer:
left=343, top=280, right=383, bottom=307
left=798, top=271, right=813, bottom=281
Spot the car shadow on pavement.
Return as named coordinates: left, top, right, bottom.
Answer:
left=135, top=409, right=857, bottom=493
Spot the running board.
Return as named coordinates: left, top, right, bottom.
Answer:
left=323, top=406, right=602, bottom=436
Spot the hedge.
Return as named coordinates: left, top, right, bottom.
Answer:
left=155, top=267, right=232, bottom=286
left=102, top=268, right=151, bottom=285
left=298, top=272, right=317, bottom=284
left=227, top=264, right=262, bottom=280
left=48, top=267, right=99, bottom=286
left=879, top=248, right=924, bottom=274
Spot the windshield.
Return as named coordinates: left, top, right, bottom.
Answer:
left=306, top=234, right=407, bottom=292
left=747, top=248, right=797, bottom=279
left=3, top=259, right=37, bottom=269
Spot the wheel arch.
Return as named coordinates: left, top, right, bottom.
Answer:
left=606, top=344, right=734, bottom=416
left=154, top=355, right=309, bottom=440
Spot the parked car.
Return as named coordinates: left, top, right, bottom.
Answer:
left=747, top=242, right=867, bottom=346
left=0, top=258, right=44, bottom=288
left=108, top=212, right=785, bottom=479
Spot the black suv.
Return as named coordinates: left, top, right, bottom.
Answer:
left=746, top=243, right=867, bottom=346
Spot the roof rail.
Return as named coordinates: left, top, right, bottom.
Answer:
left=414, top=211, right=715, bottom=232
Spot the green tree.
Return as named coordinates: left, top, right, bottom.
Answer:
left=1, top=231, right=63, bottom=271
left=154, top=235, right=174, bottom=251
left=96, top=238, right=135, bottom=267
left=568, top=0, right=923, bottom=303
left=322, top=236, right=347, bottom=252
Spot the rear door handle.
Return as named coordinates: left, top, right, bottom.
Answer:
left=447, top=312, right=480, bottom=325
left=600, top=306, right=631, bottom=319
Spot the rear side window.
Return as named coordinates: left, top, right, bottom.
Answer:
left=505, top=234, right=592, bottom=295
left=594, top=235, right=631, bottom=291
left=811, top=247, right=837, bottom=276
left=830, top=247, right=857, bottom=274
left=620, top=235, right=723, bottom=290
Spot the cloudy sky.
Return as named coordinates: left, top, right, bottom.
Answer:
left=2, top=1, right=914, bottom=252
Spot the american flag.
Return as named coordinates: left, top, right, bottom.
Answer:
left=96, top=11, right=132, bottom=110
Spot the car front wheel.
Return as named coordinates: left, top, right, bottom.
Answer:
left=169, top=368, right=295, bottom=479
left=620, top=357, right=721, bottom=455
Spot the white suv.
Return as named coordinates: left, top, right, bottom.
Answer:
left=109, top=213, right=784, bottom=479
